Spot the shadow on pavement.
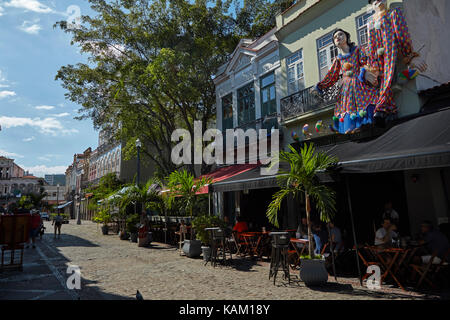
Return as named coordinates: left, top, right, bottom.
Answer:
left=0, top=232, right=133, bottom=300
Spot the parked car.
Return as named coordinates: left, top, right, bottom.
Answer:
left=40, top=212, right=50, bottom=221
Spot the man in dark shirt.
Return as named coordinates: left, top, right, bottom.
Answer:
left=419, top=221, right=450, bottom=264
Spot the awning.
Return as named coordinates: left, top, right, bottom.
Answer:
left=210, top=163, right=287, bottom=193
left=56, top=201, right=72, bottom=209
left=320, top=108, right=450, bottom=173
left=196, top=164, right=260, bottom=194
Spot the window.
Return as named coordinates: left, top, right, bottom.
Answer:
left=286, top=50, right=305, bottom=95
left=356, top=11, right=375, bottom=47
left=317, top=32, right=339, bottom=81
left=237, top=83, right=255, bottom=125
left=222, top=94, right=233, bottom=131
left=260, top=72, right=276, bottom=117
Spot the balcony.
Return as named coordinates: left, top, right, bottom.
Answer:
left=280, top=82, right=340, bottom=123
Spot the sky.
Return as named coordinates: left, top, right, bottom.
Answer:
left=0, top=0, right=99, bottom=178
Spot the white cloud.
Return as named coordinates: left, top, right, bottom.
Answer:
left=51, top=112, right=70, bottom=118
left=4, top=0, right=54, bottom=14
left=22, top=136, right=35, bottom=142
left=19, top=165, right=67, bottom=178
left=19, top=20, right=42, bottom=34
left=0, top=91, right=16, bottom=99
left=0, top=149, right=24, bottom=158
left=0, top=116, right=79, bottom=136
left=0, top=6, right=4, bottom=16
left=38, top=156, right=51, bottom=162
left=35, top=105, right=55, bottom=110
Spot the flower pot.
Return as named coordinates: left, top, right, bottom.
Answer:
left=299, top=259, right=329, bottom=286
left=130, top=232, right=138, bottom=243
left=119, top=231, right=130, bottom=240
left=182, top=239, right=202, bottom=258
left=101, top=225, right=108, bottom=235
left=201, top=246, right=211, bottom=262
left=138, top=232, right=152, bottom=247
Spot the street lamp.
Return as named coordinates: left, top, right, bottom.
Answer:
left=135, top=138, right=142, bottom=187
left=56, top=184, right=60, bottom=216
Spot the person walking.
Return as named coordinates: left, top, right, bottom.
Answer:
left=53, top=212, right=63, bottom=239
left=27, top=210, right=42, bottom=249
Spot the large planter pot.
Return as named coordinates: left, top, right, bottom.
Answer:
left=138, top=232, right=152, bottom=247
left=182, top=240, right=202, bottom=258
left=202, top=246, right=211, bottom=262
left=119, top=231, right=130, bottom=240
left=130, top=232, right=138, bottom=243
left=299, top=259, right=329, bottom=286
left=101, top=225, right=108, bottom=235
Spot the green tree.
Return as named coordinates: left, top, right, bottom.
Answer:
left=266, top=143, right=337, bottom=255
left=87, top=172, right=123, bottom=212
left=234, top=0, right=295, bottom=38
left=166, top=169, right=212, bottom=238
left=55, top=0, right=240, bottom=177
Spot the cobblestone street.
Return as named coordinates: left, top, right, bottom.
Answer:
left=0, top=220, right=444, bottom=300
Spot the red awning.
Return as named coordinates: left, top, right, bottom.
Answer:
left=196, top=164, right=260, bottom=194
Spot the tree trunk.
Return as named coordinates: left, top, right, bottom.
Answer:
left=305, top=192, right=313, bottom=256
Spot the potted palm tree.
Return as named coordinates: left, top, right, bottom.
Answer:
left=167, top=170, right=212, bottom=258
left=266, top=143, right=337, bottom=286
left=93, top=208, right=112, bottom=235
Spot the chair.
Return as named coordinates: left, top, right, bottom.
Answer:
left=356, top=246, right=384, bottom=282
left=410, top=249, right=450, bottom=290
left=232, top=231, right=249, bottom=257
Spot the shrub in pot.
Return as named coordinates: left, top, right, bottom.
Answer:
left=93, top=209, right=111, bottom=235
left=191, top=215, right=226, bottom=261
left=126, top=213, right=140, bottom=243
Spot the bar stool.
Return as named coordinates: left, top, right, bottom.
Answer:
left=269, top=232, right=290, bottom=285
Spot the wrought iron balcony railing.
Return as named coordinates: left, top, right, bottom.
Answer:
left=280, top=82, right=340, bottom=123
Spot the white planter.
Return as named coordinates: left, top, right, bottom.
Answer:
left=182, top=240, right=202, bottom=258
left=299, top=259, right=329, bottom=286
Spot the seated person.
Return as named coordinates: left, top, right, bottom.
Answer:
left=312, top=222, right=328, bottom=255
left=296, top=217, right=308, bottom=240
left=233, top=216, right=249, bottom=240
left=416, top=221, right=450, bottom=265
left=328, top=221, right=344, bottom=252
left=374, top=218, right=398, bottom=247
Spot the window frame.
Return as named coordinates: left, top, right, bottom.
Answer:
left=237, top=82, right=256, bottom=126
left=260, top=72, right=277, bottom=117
left=221, top=93, right=234, bottom=131
left=286, top=49, right=305, bottom=95
left=356, top=10, right=375, bottom=48
left=317, top=31, right=339, bottom=81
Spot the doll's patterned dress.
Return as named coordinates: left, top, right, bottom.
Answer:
left=316, top=45, right=379, bottom=134
left=368, top=7, right=414, bottom=114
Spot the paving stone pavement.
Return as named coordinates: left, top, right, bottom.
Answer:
left=0, top=220, right=445, bottom=300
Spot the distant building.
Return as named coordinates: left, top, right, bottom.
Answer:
left=0, top=156, right=46, bottom=208
left=44, top=174, right=66, bottom=186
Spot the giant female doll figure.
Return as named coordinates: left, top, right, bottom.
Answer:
left=367, top=0, right=427, bottom=124
left=315, top=29, right=379, bottom=134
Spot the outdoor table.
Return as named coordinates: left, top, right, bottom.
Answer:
left=241, top=232, right=263, bottom=258
left=367, top=246, right=408, bottom=291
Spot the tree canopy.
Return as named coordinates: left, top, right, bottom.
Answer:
left=55, top=0, right=290, bottom=177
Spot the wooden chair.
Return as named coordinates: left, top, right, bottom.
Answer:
left=232, top=231, right=249, bottom=257
left=410, top=249, right=450, bottom=290
left=356, top=246, right=384, bottom=282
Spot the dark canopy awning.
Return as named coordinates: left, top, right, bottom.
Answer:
left=320, top=108, right=450, bottom=173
